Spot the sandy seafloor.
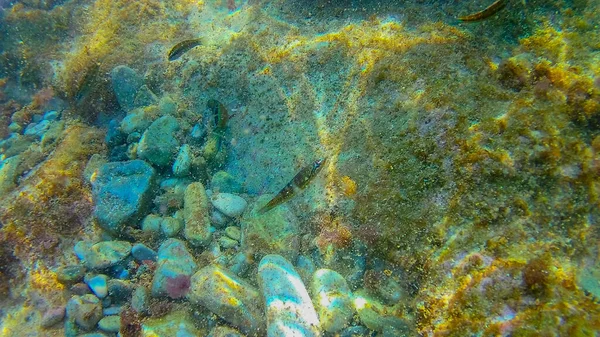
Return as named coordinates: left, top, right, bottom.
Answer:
left=1, top=0, right=600, bottom=336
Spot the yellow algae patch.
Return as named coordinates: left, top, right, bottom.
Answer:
left=29, top=265, right=64, bottom=292
left=339, top=175, right=357, bottom=196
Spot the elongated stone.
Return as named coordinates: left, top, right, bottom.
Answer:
left=311, top=269, right=354, bottom=332
left=183, top=182, right=212, bottom=246
left=187, top=265, right=263, bottom=334
left=258, top=254, right=321, bottom=337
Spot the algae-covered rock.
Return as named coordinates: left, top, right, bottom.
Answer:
left=258, top=254, right=320, bottom=337
left=183, top=182, right=212, bottom=247
left=187, top=265, right=264, bottom=334
left=92, top=160, right=155, bottom=234
left=120, top=107, right=154, bottom=135
left=111, top=65, right=146, bottom=112
left=137, top=115, right=180, bottom=167
left=352, top=289, right=410, bottom=333
left=65, top=294, right=103, bottom=331
left=75, top=240, right=131, bottom=270
left=241, top=195, right=300, bottom=261
left=207, top=326, right=246, bottom=337
left=311, top=269, right=354, bottom=333
left=141, top=310, right=203, bottom=336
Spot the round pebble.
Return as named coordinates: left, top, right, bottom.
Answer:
left=210, top=193, right=247, bottom=217
left=224, top=226, right=241, bottom=241
left=40, top=306, right=65, bottom=328
left=98, top=315, right=121, bottom=332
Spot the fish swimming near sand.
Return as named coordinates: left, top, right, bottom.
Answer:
left=168, top=38, right=203, bottom=61
left=259, top=158, right=327, bottom=214
left=458, top=0, right=506, bottom=22
left=207, top=99, right=230, bottom=132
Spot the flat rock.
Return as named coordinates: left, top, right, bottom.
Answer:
left=75, top=241, right=131, bottom=270
left=92, top=160, right=155, bottom=234
left=111, top=65, right=144, bottom=112
left=131, top=243, right=157, bottom=262
left=210, top=193, right=247, bottom=218
left=98, top=315, right=121, bottom=333
left=137, top=115, right=180, bottom=167
left=187, top=265, right=264, bottom=334
left=258, top=254, right=320, bottom=337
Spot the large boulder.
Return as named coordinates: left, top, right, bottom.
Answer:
left=92, top=160, right=155, bottom=234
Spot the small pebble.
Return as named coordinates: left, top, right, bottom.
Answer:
left=161, top=216, right=183, bottom=237
left=43, top=110, right=59, bottom=121
left=218, top=236, right=238, bottom=249
left=86, top=274, right=109, bottom=299
left=98, top=315, right=121, bottom=332
left=70, top=282, right=91, bottom=295
left=103, top=305, right=122, bottom=316
left=224, top=226, right=241, bottom=241
left=56, top=265, right=86, bottom=284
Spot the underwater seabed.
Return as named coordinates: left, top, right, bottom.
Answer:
left=1, top=0, right=600, bottom=336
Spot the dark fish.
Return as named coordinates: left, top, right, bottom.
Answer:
left=207, top=99, right=229, bottom=131
left=168, top=38, right=203, bottom=61
left=259, top=158, right=327, bottom=214
left=458, top=0, right=506, bottom=22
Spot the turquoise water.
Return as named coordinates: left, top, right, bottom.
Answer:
left=1, top=0, right=600, bottom=336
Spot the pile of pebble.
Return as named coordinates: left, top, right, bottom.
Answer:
left=40, top=65, right=410, bottom=336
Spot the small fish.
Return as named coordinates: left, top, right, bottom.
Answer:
left=168, top=38, right=203, bottom=61
left=207, top=99, right=230, bottom=131
left=458, top=0, right=507, bottom=22
left=259, top=158, right=327, bottom=214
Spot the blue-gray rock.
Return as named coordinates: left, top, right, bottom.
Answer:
left=40, top=306, right=65, bottom=328
left=187, top=265, right=264, bottom=334
left=98, top=315, right=121, bottom=333
left=295, top=255, right=316, bottom=285
left=173, top=144, right=192, bottom=177
left=43, top=110, right=59, bottom=121
left=66, top=294, right=103, bottom=331
left=107, top=279, right=134, bottom=300
left=137, top=115, right=180, bottom=167
left=228, top=251, right=252, bottom=277
left=111, top=65, right=144, bottom=112
left=131, top=243, right=157, bottom=262
left=210, top=171, right=244, bottom=193
left=127, top=131, right=142, bottom=143
left=75, top=241, right=132, bottom=270
left=56, top=265, right=86, bottom=284
left=92, top=160, right=155, bottom=234
left=102, top=305, right=122, bottom=316
left=151, top=239, right=197, bottom=298
left=258, top=254, right=320, bottom=336
left=131, top=286, right=149, bottom=315
left=86, top=274, right=109, bottom=299
left=23, top=120, right=51, bottom=138
left=210, top=210, right=228, bottom=228
left=105, top=119, right=125, bottom=147
left=32, top=114, right=43, bottom=123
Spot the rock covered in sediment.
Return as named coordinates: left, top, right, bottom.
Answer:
left=241, top=195, right=300, bottom=261
left=352, top=289, right=411, bottom=334
left=66, top=294, right=103, bottom=331
left=183, top=182, right=212, bottom=247
left=207, top=326, right=247, bottom=337
left=187, top=265, right=264, bottom=334
left=137, top=115, right=180, bottom=167
left=311, top=269, right=354, bottom=333
left=258, top=254, right=321, bottom=337
left=97, top=315, right=121, bottom=333
left=74, top=241, right=132, bottom=270
left=91, top=160, right=155, bottom=234
left=151, top=239, right=198, bottom=298
left=40, top=306, right=66, bottom=328
left=111, top=65, right=157, bottom=112
left=210, top=193, right=248, bottom=218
